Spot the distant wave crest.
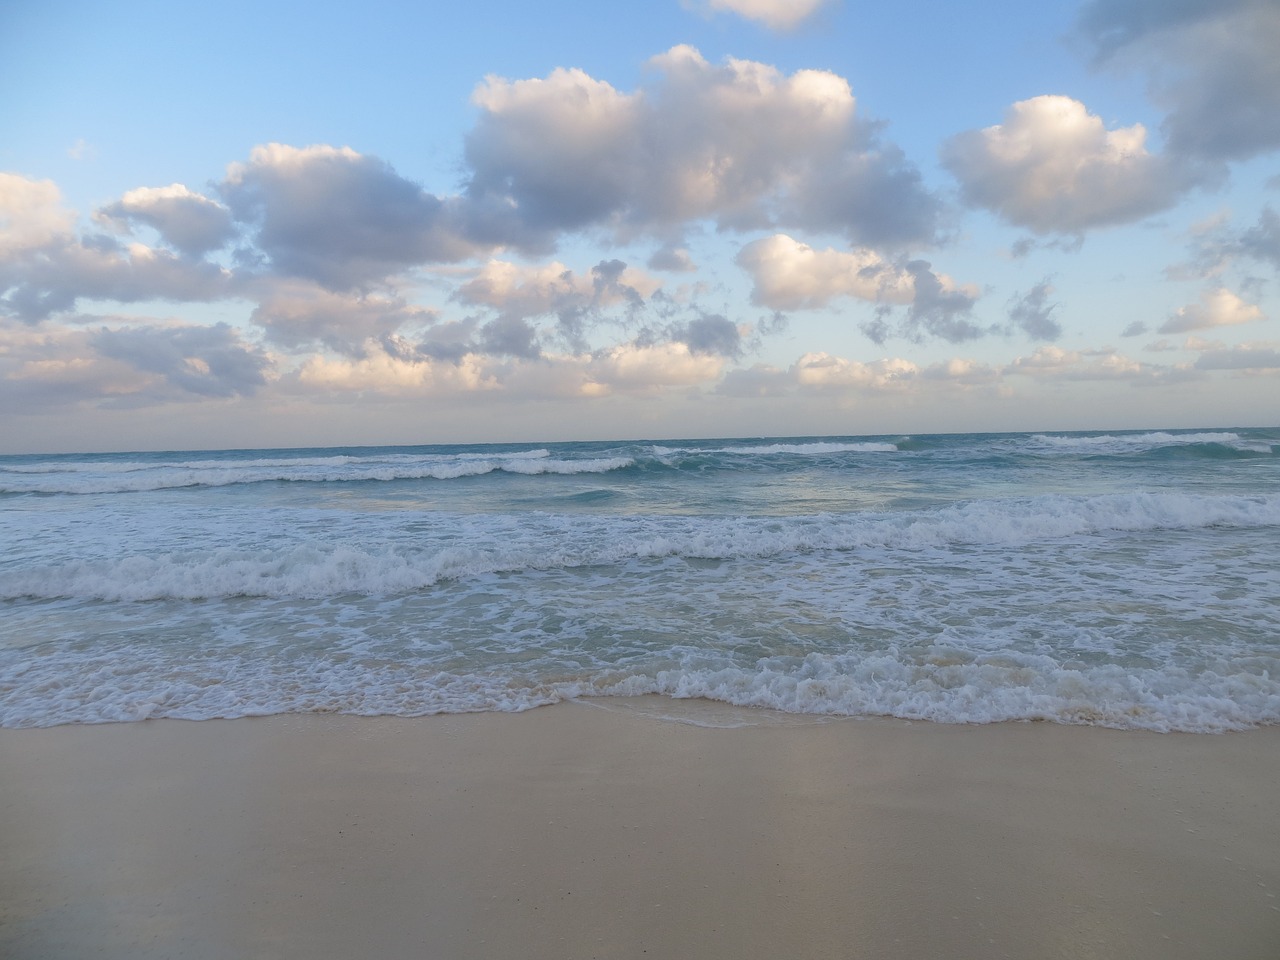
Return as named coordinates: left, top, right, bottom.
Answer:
left=652, top=441, right=898, bottom=456
left=1028, top=431, right=1274, bottom=456
left=0, top=452, right=633, bottom=494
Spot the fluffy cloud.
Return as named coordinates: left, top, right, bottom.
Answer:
left=89, top=322, right=272, bottom=398
left=736, top=234, right=980, bottom=342
left=719, top=350, right=1003, bottom=397
left=221, top=144, right=486, bottom=289
left=3, top=237, right=232, bottom=322
left=466, top=46, right=940, bottom=246
left=455, top=258, right=661, bottom=318
left=0, top=173, right=75, bottom=257
left=897, top=261, right=983, bottom=343
left=942, top=95, right=1192, bottom=234
left=667, top=313, right=743, bottom=357
left=1076, top=0, right=1280, bottom=162
left=1006, top=345, right=1153, bottom=381
left=0, top=318, right=270, bottom=406
left=249, top=280, right=438, bottom=355
left=736, top=234, right=915, bottom=309
left=295, top=350, right=499, bottom=397
left=95, top=184, right=236, bottom=257
left=586, top=340, right=726, bottom=391
left=695, top=0, right=832, bottom=30
left=476, top=314, right=542, bottom=359
left=453, top=257, right=665, bottom=355
left=1006, top=281, right=1062, bottom=341
left=1, top=173, right=234, bottom=321
left=1160, top=288, right=1265, bottom=333
left=0, top=321, right=141, bottom=407
left=647, top=244, right=696, bottom=272
left=6, top=46, right=942, bottom=325
left=291, top=339, right=726, bottom=400
left=792, top=351, right=917, bottom=390
left=920, top=358, right=1002, bottom=384
left=465, top=69, right=642, bottom=234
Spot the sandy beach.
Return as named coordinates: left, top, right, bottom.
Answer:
left=2, top=700, right=1278, bottom=960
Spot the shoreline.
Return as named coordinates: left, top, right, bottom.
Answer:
left=3, top=700, right=1278, bottom=959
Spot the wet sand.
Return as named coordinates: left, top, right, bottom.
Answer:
left=2, top=699, right=1278, bottom=959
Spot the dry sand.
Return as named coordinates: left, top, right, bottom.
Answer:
left=2, top=698, right=1278, bottom=960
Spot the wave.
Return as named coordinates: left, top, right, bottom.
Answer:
left=5, top=490, right=1276, bottom=601
left=1028, top=431, right=1274, bottom=456
left=652, top=441, right=899, bottom=456
left=601, top=650, right=1280, bottom=733
left=0, top=453, right=633, bottom=494
left=3, top=648, right=1276, bottom=732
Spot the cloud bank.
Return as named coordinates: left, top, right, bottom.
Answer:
left=2, top=16, right=1277, bottom=442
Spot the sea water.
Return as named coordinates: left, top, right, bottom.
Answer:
left=2, top=428, right=1278, bottom=731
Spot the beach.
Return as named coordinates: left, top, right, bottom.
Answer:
left=3, top=700, right=1278, bottom=960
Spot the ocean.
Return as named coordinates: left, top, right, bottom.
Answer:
left=2, top=428, right=1278, bottom=732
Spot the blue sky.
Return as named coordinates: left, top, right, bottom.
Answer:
left=2, top=0, right=1277, bottom=452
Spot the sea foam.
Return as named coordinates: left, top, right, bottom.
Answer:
left=4, top=429, right=1277, bottom=733
left=4, top=490, right=1277, bottom=601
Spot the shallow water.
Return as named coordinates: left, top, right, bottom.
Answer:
left=3, top=428, right=1278, bottom=730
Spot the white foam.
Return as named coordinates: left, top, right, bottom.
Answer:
left=652, top=441, right=898, bottom=456
left=4, top=647, right=1277, bottom=732
left=1028, top=431, right=1246, bottom=453
left=614, top=651, right=1280, bottom=732
left=0, top=452, right=630, bottom=494
left=4, top=490, right=1277, bottom=601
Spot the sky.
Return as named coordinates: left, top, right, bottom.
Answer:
left=2, top=0, right=1278, bottom=453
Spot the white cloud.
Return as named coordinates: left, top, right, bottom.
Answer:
left=466, top=45, right=939, bottom=246
left=295, top=349, right=499, bottom=397
left=467, top=68, right=642, bottom=233
left=0, top=173, right=76, bottom=257
left=942, top=95, right=1192, bottom=234
left=289, top=338, right=725, bottom=402
left=736, top=234, right=915, bottom=310
left=3, top=172, right=236, bottom=322
left=455, top=258, right=661, bottom=317
left=735, top=234, right=982, bottom=343
left=920, top=358, right=1002, bottom=384
left=718, top=351, right=1005, bottom=397
left=3, top=234, right=233, bottom=322
left=0, top=316, right=271, bottom=406
left=221, top=143, right=486, bottom=288
left=96, top=184, right=236, bottom=257
left=586, top=341, right=725, bottom=391
left=1076, top=0, right=1280, bottom=162
left=0, top=321, right=143, bottom=406
left=1160, top=288, right=1266, bottom=333
left=793, top=351, right=918, bottom=390
left=647, top=244, right=696, bottom=273
left=89, top=322, right=273, bottom=398
left=1006, top=345, right=1154, bottom=381
left=696, top=0, right=831, bottom=30
left=248, top=279, right=438, bottom=355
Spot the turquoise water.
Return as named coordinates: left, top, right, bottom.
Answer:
left=2, top=428, right=1278, bottom=730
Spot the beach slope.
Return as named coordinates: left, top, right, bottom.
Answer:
left=2, top=701, right=1278, bottom=960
